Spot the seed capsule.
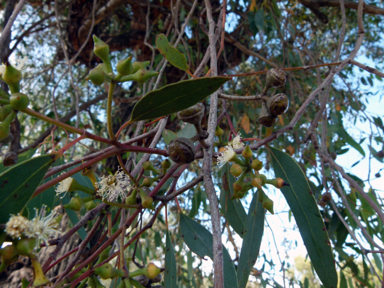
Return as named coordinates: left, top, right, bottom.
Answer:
left=258, top=102, right=277, bottom=127
left=168, top=138, right=195, bottom=164
left=177, top=103, right=204, bottom=128
left=267, top=93, right=289, bottom=116
left=3, top=151, right=18, bottom=166
left=263, top=68, right=286, bottom=93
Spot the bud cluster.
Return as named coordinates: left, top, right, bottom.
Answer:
left=87, top=35, right=159, bottom=86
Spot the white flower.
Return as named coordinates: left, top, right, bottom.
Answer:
left=229, top=133, right=244, bottom=150
left=5, top=214, right=29, bottom=239
left=24, top=206, right=59, bottom=248
left=217, top=146, right=236, bottom=169
left=96, top=168, right=131, bottom=201
left=55, top=176, right=74, bottom=198
left=0, top=56, right=28, bottom=76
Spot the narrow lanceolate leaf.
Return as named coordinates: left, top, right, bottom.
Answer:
left=164, top=231, right=177, bottom=288
left=220, top=164, right=246, bottom=237
left=237, top=190, right=265, bottom=288
left=156, top=34, right=189, bottom=72
left=180, top=213, right=238, bottom=288
left=130, top=77, right=230, bottom=122
left=0, top=154, right=55, bottom=224
left=269, top=147, right=338, bottom=288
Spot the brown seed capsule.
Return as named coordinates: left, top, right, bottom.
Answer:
left=267, top=93, right=289, bottom=116
left=258, top=102, right=277, bottom=127
left=322, top=192, right=332, bottom=202
left=177, top=103, right=205, bottom=135
left=168, top=137, right=195, bottom=164
left=263, top=69, right=286, bottom=93
left=3, top=151, right=17, bottom=166
left=318, top=199, right=327, bottom=208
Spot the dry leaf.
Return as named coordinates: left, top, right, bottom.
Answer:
left=286, top=145, right=295, bottom=156
left=241, top=114, right=250, bottom=134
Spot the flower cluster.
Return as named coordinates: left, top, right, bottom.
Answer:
left=55, top=176, right=74, bottom=198
left=96, top=168, right=131, bottom=201
left=5, top=207, right=60, bottom=249
left=217, top=133, right=244, bottom=169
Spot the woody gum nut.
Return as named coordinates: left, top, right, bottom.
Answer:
left=263, top=68, right=286, bottom=93
left=168, top=138, right=195, bottom=164
left=177, top=103, right=204, bottom=127
left=267, top=93, right=289, bottom=116
left=322, top=192, right=332, bottom=202
left=3, top=151, right=18, bottom=166
left=258, top=102, right=277, bottom=127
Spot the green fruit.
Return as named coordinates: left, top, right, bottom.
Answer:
left=64, top=197, right=82, bottom=211
left=230, top=164, right=243, bottom=177
left=132, top=61, right=150, bottom=73
left=0, top=122, right=11, bottom=142
left=2, top=63, right=22, bottom=94
left=10, top=93, right=29, bottom=110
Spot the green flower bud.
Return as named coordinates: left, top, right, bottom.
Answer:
left=241, top=145, right=253, bottom=159
left=117, top=56, right=133, bottom=75
left=215, top=126, right=224, bottom=137
left=251, top=159, right=263, bottom=171
left=85, top=200, right=97, bottom=211
left=123, top=278, right=133, bottom=288
left=132, top=61, right=150, bottom=73
left=161, top=159, right=171, bottom=173
left=262, top=197, right=274, bottom=214
left=95, top=246, right=111, bottom=265
left=142, top=161, right=160, bottom=175
left=92, top=35, right=112, bottom=72
left=142, top=177, right=158, bottom=187
left=64, top=197, right=82, bottom=211
left=129, top=263, right=164, bottom=280
left=94, top=263, right=124, bottom=279
left=251, top=177, right=263, bottom=189
left=139, top=188, right=155, bottom=210
left=116, top=279, right=126, bottom=288
left=0, top=104, right=13, bottom=122
left=265, top=178, right=289, bottom=189
left=230, top=164, right=243, bottom=177
left=87, top=67, right=106, bottom=86
left=0, top=110, right=17, bottom=142
left=126, top=189, right=138, bottom=206
left=120, top=69, right=159, bottom=84
left=88, top=276, right=105, bottom=288
left=2, top=62, right=21, bottom=94
left=16, top=237, right=36, bottom=256
left=10, top=92, right=29, bottom=110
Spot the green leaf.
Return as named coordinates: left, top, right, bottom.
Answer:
left=130, top=77, right=230, bottom=122
left=237, top=190, right=265, bottom=288
left=164, top=231, right=177, bottom=288
left=156, top=34, right=189, bottom=72
left=177, top=123, right=197, bottom=139
left=373, top=253, right=382, bottom=272
left=162, top=129, right=178, bottom=145
left=269, top=147, right=338, bottom=288
left=0, top=154, right=54, bottom=224
left=339, top=270, right=348, bottom=288
left=220, top=164, right=247, bottom=237
left=180, top=213, right=238, bottom=288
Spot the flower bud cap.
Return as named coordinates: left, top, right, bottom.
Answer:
left=116, top=56, right=133, bottom=75
left=132, top=61, right=150, bottom=73
left=93, top=35, right=110, bottom=64
left=242, top=145, right=253, bottom=159
left=251, top=159, right=263, bottom=171
left=229, top=164, right=243, bottom=177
